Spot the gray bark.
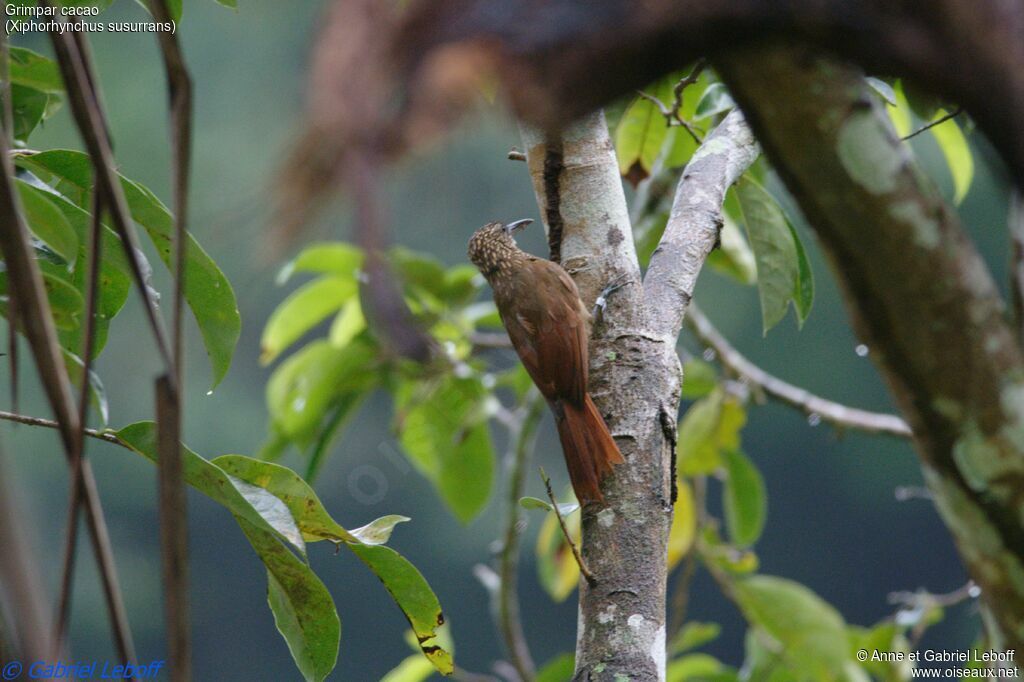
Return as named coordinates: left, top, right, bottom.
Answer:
left=521, top=110, right=758, bottom=680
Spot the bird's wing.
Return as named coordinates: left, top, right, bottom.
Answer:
left=501, top=260, right=588, bottom=406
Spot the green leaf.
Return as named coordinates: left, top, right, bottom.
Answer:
left=666, top=653, right=730, bottom=682
left=115, top=422, right=300, bottom=549
left=381, top=655, right=435, bottom=682
left=848, top=623, right=913, bottom=681
left=929, top=110, right=973, bottom=204
left=723, top=449, right=767, bottom=547
left=262, top=276, right=356, bottom=364
left=396, top=376, right=495, bottom=522
left=62, top=349, right=109, bottom=425
left=9, top=47, right=63, bottom=93
left=277, top=242, right=363, bottom=284
left=10, top=84, right=47, bottom=143
left=677, top=390, right=746, bottom=475
left=519, top=496, right=580, bottom=517
left=212, top=455, right=358, bottom=544
left=787, top=218, right=814, bottom=325
left=864, top=77, right=896, bottom=106
left=0, top=270, right=84, bottom=331
left=16, top=179, right=77, bottom=264
left=670, top=621, right=721, bottom=656
left=328, top=298, right=365, bottom=349
left=733, top=575, right=850, bottom=679
left=537, top=654, right=575, bottom=682
left=237, top=517, right=340, bottom=682
left=535, top=502, right=581, bottom=602
left=266, top=339, right=377, bottom=443
left=694, top=82, right=735, bottom=120
left=667, top=478, right=697, bottom=569
left=733, top=178, right=806, bottom=333
left=348, top=544, right=454, bottom=675
left=15, top=150, right=241, bottom=387
left=615, top=94, right=669, bottom=176
left=888, top=82, right=913, bottom=138
left=681, top=358, right=718, bottom=400
left=349, top=515, right=410, bottom=545
left=707, top=212, right=757, bottom=285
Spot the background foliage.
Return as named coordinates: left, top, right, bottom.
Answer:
left=2, top=0, right=1013, bottom=679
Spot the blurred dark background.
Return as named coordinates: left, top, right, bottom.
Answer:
left=3, top=0, right=1012, bottom=678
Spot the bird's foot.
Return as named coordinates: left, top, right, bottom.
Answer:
left=593, top=273, right=630, bottom=322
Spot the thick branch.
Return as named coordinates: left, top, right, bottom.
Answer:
left=718, top=44, right=1024, bottom=652
left=643, top=109, right=759, bottom=340
left=522, top=113, right=672, bottom=681
left=686, top=304, right=912, bottom=438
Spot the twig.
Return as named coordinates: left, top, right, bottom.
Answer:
left=635, top=90, right=703, bottom=144
left=540, top=467, right=595, bottom=587
left=643, top=108, right=759, bottom=341
left=496, top=393, right=543, bottom=682
left=0, top=410, right=120, bottom=445
left=146, top=2, right=193, bottom=677
left=1010, top=192, right=1024, bottom=345
left=670, top=60, right=708, bottom=125
left=686, top=304, right=913, bottom=438
left=55, top=187, right=105, bottom=652
left=901, top=107, right=963, bottom=141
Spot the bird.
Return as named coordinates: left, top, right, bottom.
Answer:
left=468, top=219, right=624, bottom=503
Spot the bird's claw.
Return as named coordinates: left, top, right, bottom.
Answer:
left=593, top=273, right=630, bottom=322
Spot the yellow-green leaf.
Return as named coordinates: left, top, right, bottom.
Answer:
left=929, top=110, right=973, bottom=204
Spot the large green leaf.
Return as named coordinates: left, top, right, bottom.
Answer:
left=277, top=242, right=363, bottom=284
left=15, top=150, right=241, bottom=388
left=16, top=179, right=77, bottom=264
left=266, top=339, right=377, bottom=443
left=213, top=455, right=358, bottom=544
left=115, top=422, right=300, bottom=549
left=395, top=376, right=495, bottom=522
left=237, top=517, right=340, bottom=682
left=734, top=575, right=850, bottom=679
left=0, top=270, right=83, bottom=331
left=693, top=82, right=735, bottom=120
left=8, top=47, right=63, bottom=93
left=733, top=178, right=812, bottom=332
left=349, top=544, right=454, bottom=675
left=677, top=390, right=746, bottom=476
left=615, top=93, right=670, bottom=176
left=722, top=449, right=767, bottom=547
left=261, top=276, right=356, bottom=364
left=10, top=84, right=47, bottom=143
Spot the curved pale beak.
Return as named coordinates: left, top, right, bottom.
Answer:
left=505, top=218, right=533, bottom=235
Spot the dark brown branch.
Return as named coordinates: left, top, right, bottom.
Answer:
left=0, top=410, right=120, bottom=444
left=686, top=304, right=913, bottom=438
left=55, top=188, right=106, bottom=651
left=145, top=2, right=193, bottom=677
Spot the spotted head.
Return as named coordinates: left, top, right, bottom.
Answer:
left=467, top=219, right=533, bottom=279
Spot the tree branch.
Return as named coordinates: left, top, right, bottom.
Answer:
left=718, top=43, right=1024, bottom=652
left=686, top=304, right=913, bottom=438
left=643, top=109, right=759, bottom=340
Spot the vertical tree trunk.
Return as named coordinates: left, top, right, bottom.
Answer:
left=523, top=113, right=675, bottom=680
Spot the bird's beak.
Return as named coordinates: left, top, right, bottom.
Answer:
left=505, top=219, right=533, bottom=235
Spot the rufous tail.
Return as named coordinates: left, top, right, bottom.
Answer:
left=555, top=394, right=625, bottom=503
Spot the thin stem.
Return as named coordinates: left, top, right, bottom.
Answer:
left=0, top=410, right=120, bottom=445
left=54, top=188, right=105, bottom=652
left=497, top=392, right=543, bottom=682
left=686, top=304, right=912, bottom=438
left=541, top=468, right=595, bottom=587
left=901, top=107, right=963, bottom=141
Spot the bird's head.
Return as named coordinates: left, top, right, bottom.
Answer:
left=467, top=219, right=533, bottom=277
